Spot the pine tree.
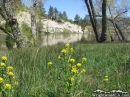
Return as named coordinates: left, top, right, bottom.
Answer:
left=37, top=0, right=46, bottom=16
left=63, top=11, right=68, bottom=20
left=58, top=11, right=63, bottom=19
left=48, top=6, right=54, bottom=17
left=54, top=7, right=58, bottom=18
left=74, top=14, right=80, bottom=24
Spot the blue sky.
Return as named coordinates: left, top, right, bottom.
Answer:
left=22, top=0, right=87, bottom=20
left=44, top=0, right=87, bottom=20
left=22, top=0, right=130, bottom=20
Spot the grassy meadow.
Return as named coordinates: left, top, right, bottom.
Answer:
left=0, top=42, right=130, bottom=97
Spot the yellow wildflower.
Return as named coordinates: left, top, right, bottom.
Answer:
left=69, top=77, right=74, bottom=82
left=104, top=76, right=108, bottom=82
left=82, top=57, right=87, bottom=62
left=65, top=43, right=70, bottom=48
left=48, top=62, right=52, bottom=66
left=69, top=58, right=75, bottom=64
left=0, top=77, right=3, bottom=83
left=105, top=76, right=108, bottom=79
left=58, top=55, right=61, bottom=59
left=2, top=56, right=7, bottom=61
left=14, top=81, right=18, bottom=86
left=71, top=67, right=78, bottom=73
left=1, top=62, right=6, bottom=67
left=81, top=69, right=86, bottom=73
left=5, top=84, right=11, bottom=90
left=7, top=66, right=13, bottom=71
left=8, top=72, right=14, bottom=77
left=61, top=49, right=67, bottom=54
left=76, top=63, right=82, bottom=68
left=70, top=48, right=74, bottom=52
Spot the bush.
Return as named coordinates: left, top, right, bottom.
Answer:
left=63, top=28, right=71, bottom=33
left=21, top=22, right=32, bottom=40
left=5, top=35, right=15, bottom=49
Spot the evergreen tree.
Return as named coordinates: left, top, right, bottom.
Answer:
left=58, top=11, right=63, bottom=19
left=48, top=6, right=54, bottom=17
left=37, top=0, right=46, bottom=16
left=63, top=11, right=68, bottom=20
left=54, top=7, right=58, bottom=18
left=74, top=14, right=80, bottom=21
left=74, top=14, right=80, bottom=24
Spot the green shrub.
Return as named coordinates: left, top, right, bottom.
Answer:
left=5, top=35, right=15, bottom=49
left=63, top=28, right=71, bottom=33
left=21, top=22, right=32, bottom=40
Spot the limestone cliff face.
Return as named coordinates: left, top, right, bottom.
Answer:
left=16, top=11, right=87, bottom=33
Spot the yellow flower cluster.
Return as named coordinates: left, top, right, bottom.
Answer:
left=14, top=81, right=18, bottom=86
left=1, top=62, right=6, bottom=67
left=5, top=84, right=11, bottom=90
left=82, top=57, right=87, bottom=63
left=65, top=43, right=70, bottom=48
left=0, top=56, right=18, bottom=94
left=69, top=58, right=75, bottom=64
left=104, top=76, right=108, bottom=82
left=70, top=48, right=74, bottom=52
left=48, top=44, right=87, bottom=94
left=2, top=56, right=7, bottom=61
left=81, top=69, right=86, bottom=73
left=61, top=49, right=67, bottom=54
left=7, top=66, right=13, bottom=72
left=71, top=67, right=78, bottom=73
left=0, top=77, right=3, bottom=83
left=76, top=63, right=82, bottom=68
left=8, top=72, right=14, bottom=77
left=69, top=77, right=74, bottom=82
left=48, top=62, right=52, bottom=66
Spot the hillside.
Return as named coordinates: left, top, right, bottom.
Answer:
left=16, top=11, right=87, bottom=33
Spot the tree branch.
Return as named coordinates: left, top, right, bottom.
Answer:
left=0, top=7, right=7, bottom=20
left=0, top=26, right=14, bottom=39
left=114, top=10, right=128, bottom=19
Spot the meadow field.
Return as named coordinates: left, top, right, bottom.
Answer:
left=0, top=42, right=130, bottom=97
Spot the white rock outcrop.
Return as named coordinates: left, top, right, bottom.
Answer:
left=16, top=11, right=84, bottom=33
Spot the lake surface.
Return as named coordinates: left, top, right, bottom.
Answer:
left=0, top=32, right=130, bottom=50
left=0, top=32, right=94, bottom=49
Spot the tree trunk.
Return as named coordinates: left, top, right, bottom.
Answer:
left=84, top=0, right=100, bottom=42
left=115, top=23, right=125, bottom=41
left=0, top=0, right=27, bottom=48
left=100, top=0, right=107, bottom=42
left=10, top=17, right=27, bottom=48
left=31, top=0, right=38, bottom=46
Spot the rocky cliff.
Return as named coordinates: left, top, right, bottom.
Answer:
left=16, top=12, right=86, bottom=33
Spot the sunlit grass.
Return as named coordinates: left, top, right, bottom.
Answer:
left=0, top=42, right=130, bottom=97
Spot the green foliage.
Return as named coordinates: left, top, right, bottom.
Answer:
left=0, top=56, right=18, bottom=97
left=58, top=11, right=63, bottom=19
left=36, top=0, right=46, bottom=16
left=5, top=35, right=15, bottom=49
left=36, top=20, right=43, bottom=32
left=4, top=22, right=12, bottom=32
left=21, top=22, right=32, bottom=40
left=48, top=6, right=54, bottom=17
left=0, top=42, right=130, bottom=96
left=54, top=7, right=58, bottom=18
left=47, top=44, right=86, bottom=96
left=74, top=14, right=80, bottom=23
left=63, top=28, right=71, bottom=33
left=63, top=11, right=68, bottom=20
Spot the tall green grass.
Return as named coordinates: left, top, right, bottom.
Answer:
left=0, top=43, right=130, bottom=97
